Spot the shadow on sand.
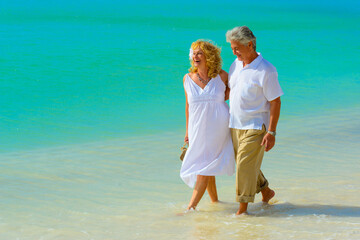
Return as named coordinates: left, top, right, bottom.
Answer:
left=249, top=202, right=360, bottom=217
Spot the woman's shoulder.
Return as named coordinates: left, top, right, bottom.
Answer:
left=184, top=72, right=196, bottom=81
left=219, top=69, right=228, bottom=77
left=183, top=73, right=193, bottom=84
left=218, top=70, right=228, bottom=84
left=183, top=73, right=188, bottom=83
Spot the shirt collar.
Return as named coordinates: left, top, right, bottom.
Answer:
left=237, top=52, right=263, bottom=69
left=247, top=53, right=263, bottom=69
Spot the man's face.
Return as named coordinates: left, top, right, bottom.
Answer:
left=230, top=41, right=252, bottom=61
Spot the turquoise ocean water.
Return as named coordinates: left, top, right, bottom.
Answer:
left=1, top=0, right=359, bottom=152
left=1, top=1, right=360, bottom=239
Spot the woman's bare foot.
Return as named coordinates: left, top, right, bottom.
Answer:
left=186, top=206, right=196, bottom=211
left=176, top=207, right=195, bottom=216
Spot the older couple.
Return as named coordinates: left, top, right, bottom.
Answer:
left=180, top=26, right=283, bottom=215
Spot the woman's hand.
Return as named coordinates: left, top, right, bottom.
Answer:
left=184, top=133, right=189, bottom=143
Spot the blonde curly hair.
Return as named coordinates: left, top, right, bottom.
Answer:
left=189, top=40, right=222, bottom=79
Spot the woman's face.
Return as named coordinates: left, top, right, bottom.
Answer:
left=192, top=47, right=206, bottom=68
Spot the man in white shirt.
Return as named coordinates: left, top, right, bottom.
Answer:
left=226, top=26, right=283, bottom=215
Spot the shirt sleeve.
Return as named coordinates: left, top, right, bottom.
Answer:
left=228, top=61, right=236, bottom=90
left=262, top=71, right=284, bottom=101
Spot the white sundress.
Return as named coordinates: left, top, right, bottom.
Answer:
left=180, top=74, right=235, bottom=188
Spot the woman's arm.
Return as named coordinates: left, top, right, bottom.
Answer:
left=183, top=75, right=189, bottom=143
left=219, top=70, right=230, bottom=101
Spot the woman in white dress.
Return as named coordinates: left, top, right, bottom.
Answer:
left=180, top=40, right=235, bottom=211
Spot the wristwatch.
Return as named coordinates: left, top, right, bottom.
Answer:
left=267, top=131, right=276, bottom=136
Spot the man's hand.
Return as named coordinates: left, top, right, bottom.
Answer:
left=261, top=133, right=275, bottom=152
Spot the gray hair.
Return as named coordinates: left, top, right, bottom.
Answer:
left=226, top=26, right=256, bottom=51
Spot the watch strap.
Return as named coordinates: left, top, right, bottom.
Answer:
left=267, top=131, right=276, bottom=136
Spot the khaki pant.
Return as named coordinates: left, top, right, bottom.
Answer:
left=231, top=126, right=269, bottom=203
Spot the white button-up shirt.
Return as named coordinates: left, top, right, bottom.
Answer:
left=228, top=54, right=284, bottom=130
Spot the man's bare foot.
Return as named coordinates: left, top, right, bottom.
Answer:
left=262, top=188, right=275, bottom=203
left=236, top=210, right=249, bottom=216
left=236, top=203, right=248, bottom=215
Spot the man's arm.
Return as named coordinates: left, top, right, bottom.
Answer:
left=261, top=97, right=281, bottom=152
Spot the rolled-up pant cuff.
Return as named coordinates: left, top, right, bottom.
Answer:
left=236, top=195, right=255, bottom=203
left=256, top=180, right=269, bottom=194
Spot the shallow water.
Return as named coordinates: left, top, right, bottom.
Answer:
left=1, top=108, right=359, bottom=239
